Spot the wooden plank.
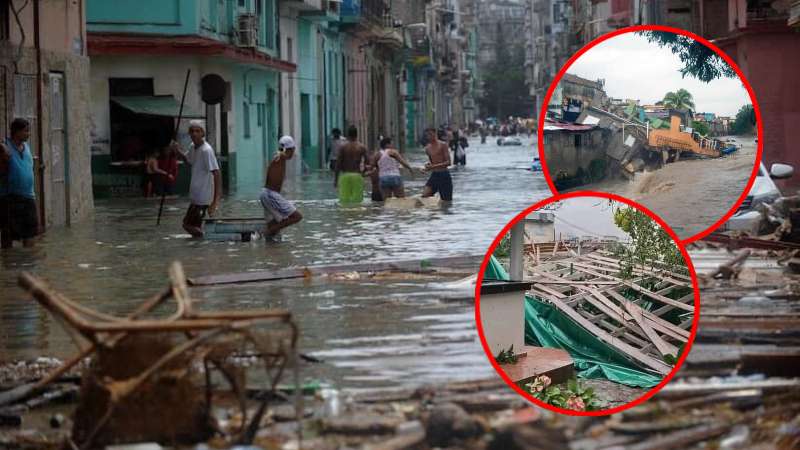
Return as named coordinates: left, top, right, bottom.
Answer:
left=531, top=283, right=569, bottom=299
left=606, top=290, right=690, bottom=341
left=577, top=288, right=657, bottom=351
left=585, top=252, right=692, bottom=282
left=580, top=254, right=691, bottom=287
left=624, top=302, right=678, bottom=357
left=189, top=254, right=484, bottom=286
left=544, top=296, right=673, bottom=375
left=567, top=263, right=694, bottom=313
left=532, top=279, right=619, bottom=285
left=595, top=250, right=693, bottom=282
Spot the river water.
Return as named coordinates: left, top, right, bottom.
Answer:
left=0, top=137, right=549, bottom=393
left=576, top=137, right=757, bottom=240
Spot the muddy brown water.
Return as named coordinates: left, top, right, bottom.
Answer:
left=576, top=137, right=757, bottom=239
left=0, top=138, right=549, bottom=394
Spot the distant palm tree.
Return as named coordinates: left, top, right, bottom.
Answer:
left=661, top=89, right=695, bottom=112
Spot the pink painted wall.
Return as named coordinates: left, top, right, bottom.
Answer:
left=7, top=0, right=86, bottom=55
left=344, top=37, right=369, bottom=143
left=718, top=30, right=800, bottom=189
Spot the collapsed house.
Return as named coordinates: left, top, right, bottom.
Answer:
left=544, top=74, right=733, bottom=190
left=479, top=218, right=694, bottom=406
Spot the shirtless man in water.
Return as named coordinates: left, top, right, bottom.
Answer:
left=334, top=126, right=368, bottom=204
left=422, top=128, right=453, bottom=201
left=260, top=136, right=303, bottom=237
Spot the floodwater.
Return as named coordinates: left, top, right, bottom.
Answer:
left=0, top=137, right=549, bottom=393
left=580, top=137, right=757, bottom=240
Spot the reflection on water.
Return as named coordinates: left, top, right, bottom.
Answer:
left=0, top=138, right=548, bottom=391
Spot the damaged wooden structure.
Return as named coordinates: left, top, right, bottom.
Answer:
left=10, top=262, right=299, bottom=449
left=527, top=251, right=695, bottom=376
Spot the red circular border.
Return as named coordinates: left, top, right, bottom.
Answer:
left=473, top=191, right=701, bottom=416
left=535, top=25, right=764, bottom=245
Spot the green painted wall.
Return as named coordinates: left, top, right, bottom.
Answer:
left=297, top=20, right=321, bottom=170
left=87, top=0, right=278, bottom=55
left=232, top=67, right=279, bottom=195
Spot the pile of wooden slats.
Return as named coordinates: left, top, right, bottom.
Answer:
left=527, top=251, right=694, bottom=376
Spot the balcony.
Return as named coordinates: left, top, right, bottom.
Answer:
left=340, top=0, right=361, bottom=24
left=299, top=0, right=340, bottom=22
left=362, top=0, right=391, bottom=28
left=281, top=0, right=323, bottom=12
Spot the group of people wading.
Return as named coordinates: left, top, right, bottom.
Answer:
left=330, top=126, right=455, bottom=204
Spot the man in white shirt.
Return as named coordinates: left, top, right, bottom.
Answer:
left=171, top=120, right=221, bottom=237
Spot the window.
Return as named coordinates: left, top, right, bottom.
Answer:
left=574, top=134, right=582, bottom=148
left=243, top=101, right=250, bottom=138
left=257, top=103, right=263, bottom=127
left=238, top=0, right=246, bottom=7
left=0, top=0, right=9, bottom=41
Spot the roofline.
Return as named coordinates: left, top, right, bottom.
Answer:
left=88, top=33, right=297, bottom=73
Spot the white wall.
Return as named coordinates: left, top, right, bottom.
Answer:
left=480, top=290, right=527, bottom=356
left=90, top=56, right=234, bottom=157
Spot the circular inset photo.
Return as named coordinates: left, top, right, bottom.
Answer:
left=475, top=192, right=699, bottom=415
left=537, top=26, right=763, bottom=242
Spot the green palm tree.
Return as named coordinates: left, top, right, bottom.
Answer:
left=661, top=89, right=695, bottom=112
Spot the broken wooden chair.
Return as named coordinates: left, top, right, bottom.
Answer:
left=14, top=261, right=300, bottom=449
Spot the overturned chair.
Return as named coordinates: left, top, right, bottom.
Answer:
left=14, top=262, right=300, bottom=449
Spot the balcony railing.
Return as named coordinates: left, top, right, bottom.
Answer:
left=362, top=0, right=390, bottom=26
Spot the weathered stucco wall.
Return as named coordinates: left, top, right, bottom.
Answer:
left=544, top=129, right=607, bottom=185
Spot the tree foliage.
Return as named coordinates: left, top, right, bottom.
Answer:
left=639, top=31, right=736, bottom=82
left=662, top=88, right=695, bottom=112
left=731, top=104, right=755, bottom=135
left=478, top=25, right=533, bottom=118
left=613, top=206, right=686, bottom=278
left=691, top=120, right=710, bottom=136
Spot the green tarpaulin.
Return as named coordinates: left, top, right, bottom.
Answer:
left=484, top=255, right=510, bottom=281
left=111, top=95, right=205, bottom=118
left=524, top=294, right=661, bottom=388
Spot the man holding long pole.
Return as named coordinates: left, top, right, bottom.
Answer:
left=171, top=120, right=221, bottom=238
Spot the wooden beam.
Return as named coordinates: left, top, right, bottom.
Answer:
left=565, top=263, right=694, bottom=313
left=544, top=296, right=672, bottom=375
left=624, top=302, right=678, bottom=357
left=189, top=254, right=485, bottom=286
left=605, top=290, right=690, bottom=341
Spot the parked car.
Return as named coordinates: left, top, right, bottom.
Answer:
left=497, top=136, right=523, bottom=146
left=724, top=162, right=794, bottom=234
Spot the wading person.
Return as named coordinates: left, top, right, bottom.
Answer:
left=334, top=126, right=368, bottom=204
left=172, top=120, right=220, bottom=238
left=422, top=128, right=453, bottom=202
left=260, top=136, right=303, bottom=238
left=376, top=137, right=414, bottom=199
left=0, top=118, right=38, bottom=249
left=327, top=128, right=344, bottom=171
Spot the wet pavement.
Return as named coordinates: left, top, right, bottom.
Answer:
left=579, top=136, right=757, bottom=240
left=0, top=137, right=547, bottom=393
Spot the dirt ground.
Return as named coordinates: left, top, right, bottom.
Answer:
left=582, top=379, right=648, bottom=410
left=582, top=136, right=757, bottom=239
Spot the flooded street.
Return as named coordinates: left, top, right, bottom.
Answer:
left=0, top=137, right=547, bottom=393
left=581, top=137, right=757, bottom=239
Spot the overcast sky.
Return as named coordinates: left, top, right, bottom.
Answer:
left=566, top=33, right=751, bottom=117
left=530, top=197, right=631, bottom=241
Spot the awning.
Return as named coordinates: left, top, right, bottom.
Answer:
left=110, top=95, right=205, bottom=119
